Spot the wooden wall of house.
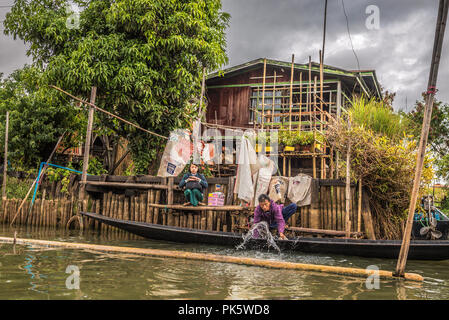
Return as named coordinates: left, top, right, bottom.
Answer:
left=205, top=64, right=331, bottom=129
left=206, top=87, right=251, bottom=128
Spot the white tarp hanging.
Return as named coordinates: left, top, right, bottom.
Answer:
left=287, top=173, right=313, bottom=207
left=234, top=131, right=260, bottom=203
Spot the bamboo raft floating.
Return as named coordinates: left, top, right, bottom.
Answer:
left=0, top=236, right=424, bottom=282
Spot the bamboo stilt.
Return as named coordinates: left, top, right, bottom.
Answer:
left=187, top=213, right=194, bottom=229
left=207, top=210, right=213, bottom=231
left=153, top=190, right=161, bottom=224
left=130, top=195, right=135, bottom=223
left=148, top=190, right=155, bottom=223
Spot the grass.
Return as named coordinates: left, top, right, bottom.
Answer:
left=1, top=176, right=37, bottom=200
left=349, top=96, right=411, bottom=141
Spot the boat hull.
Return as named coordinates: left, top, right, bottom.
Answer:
left=81, top=211, right=449, bottom=260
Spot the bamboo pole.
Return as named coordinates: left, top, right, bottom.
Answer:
left=2, top=111, right=9, bottom=200
left=167, top=177, right=174, bottom=225
left=153, top=190, right=161, bottom=224
left=287, top=226, right=362, bottom=237
left=289, top=54, right=295, bottom=130
left=187, top=213, right=194, bottom=229
left=80, top=86, right=97, bottom=201
left=345, top=120, right=352, bottom=238
left=308, top=56, right=312, bottom=131
left=198, top=66, right=207, bottom=121
left=396, top=0, right=448, bottom=277
left=146, top=203, right=248, bottom=211
left=51, top=85, right=168, bottom=140
left=0, top=236, right=423, bottom=281
left=357, top=178, right=362, bottom=233
left=271, top=71, right=277, bottom=127
left=261, top=58, right=267, bottom=130
left=313, top=76, right=318, bottom=179
left=148, top=190, right=155, bottom=223
left=298, top=72, right=302, bottom=132
left=10, top=133, right=66, bottom=226
left=135, top=194, right=141, bottom=223
left=130, top=194, right=135, bottom=223
left=124, top=195, right=129, bottom=222
left=319, top=50, right=325, bottom=179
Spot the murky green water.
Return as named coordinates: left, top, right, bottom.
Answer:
left=1, top=224, right=449, bottom=300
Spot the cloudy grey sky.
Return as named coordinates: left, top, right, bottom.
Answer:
left=1, top=0, right=448, bottom=111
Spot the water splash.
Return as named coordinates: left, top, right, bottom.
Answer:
left=236, top=221, right=281, bottom=252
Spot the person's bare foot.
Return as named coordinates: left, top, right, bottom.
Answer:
left=183, top=202, right=191, bottom=206
left=198, top=202, right=206, bottom=206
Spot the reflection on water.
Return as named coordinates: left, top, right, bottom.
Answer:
left=1, top=224, right=449, bottom=299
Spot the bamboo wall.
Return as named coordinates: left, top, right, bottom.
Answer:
left=0, top=175, right=366, bottom=237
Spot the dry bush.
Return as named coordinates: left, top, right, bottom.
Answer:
left=326, top=119, right=433, bottom=239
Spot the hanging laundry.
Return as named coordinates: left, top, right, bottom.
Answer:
left=268, top=176, right=289, bottom=204
left=202, top=143, right=216, bottom=165
left=287, top=173, right=313, bottom=207
left=157, top=129, right=192, bottom=177
left=253, top=155, right=278, bottom=207
left=234, top=131, right=260, bottom=203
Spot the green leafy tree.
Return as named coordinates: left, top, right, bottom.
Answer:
left=0, top=67, right=86, bottom=170
left=405, top=95, right=449, bottom=181
left=4, top=0, right=230, bottom=173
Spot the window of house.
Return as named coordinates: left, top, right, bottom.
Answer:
left=249, top=87, right=283, bottom=125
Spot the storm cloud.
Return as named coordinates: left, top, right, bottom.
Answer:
left=1, top=0, right=448, bottom=111
left=222, top=0, right=449, bottom=111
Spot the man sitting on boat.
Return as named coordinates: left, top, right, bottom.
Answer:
left=179, top=163, right=208, bottom=206
left=253, top=194, right=297, bottom=240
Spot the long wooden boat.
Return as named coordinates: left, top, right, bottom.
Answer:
left=81, top=211, right=449, bottom=260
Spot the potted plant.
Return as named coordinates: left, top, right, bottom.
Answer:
left=293, top=132, right=303, bottom=152
left=282, top=131, right=295, bottom=152
left=299, top=132, right=315, bottom=152
left=314, top=132, right=325, bottom=152
left=265, top=134, right=272, bottom=152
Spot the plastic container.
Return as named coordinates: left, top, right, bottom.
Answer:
left=208, top=192, right=225, bottom=206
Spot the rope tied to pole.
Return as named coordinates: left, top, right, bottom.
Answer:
left=427, top=86, right=438, bottom=95
left=49, top=85, right=169, bottom=140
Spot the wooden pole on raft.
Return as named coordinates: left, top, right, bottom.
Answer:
left=10, top=133, right=66, bottom=226
left=395, top=0, right=448, bottom=277
left=80, top=86, right=97, bottom=196
left=2, top=111, right=9, bottom=200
